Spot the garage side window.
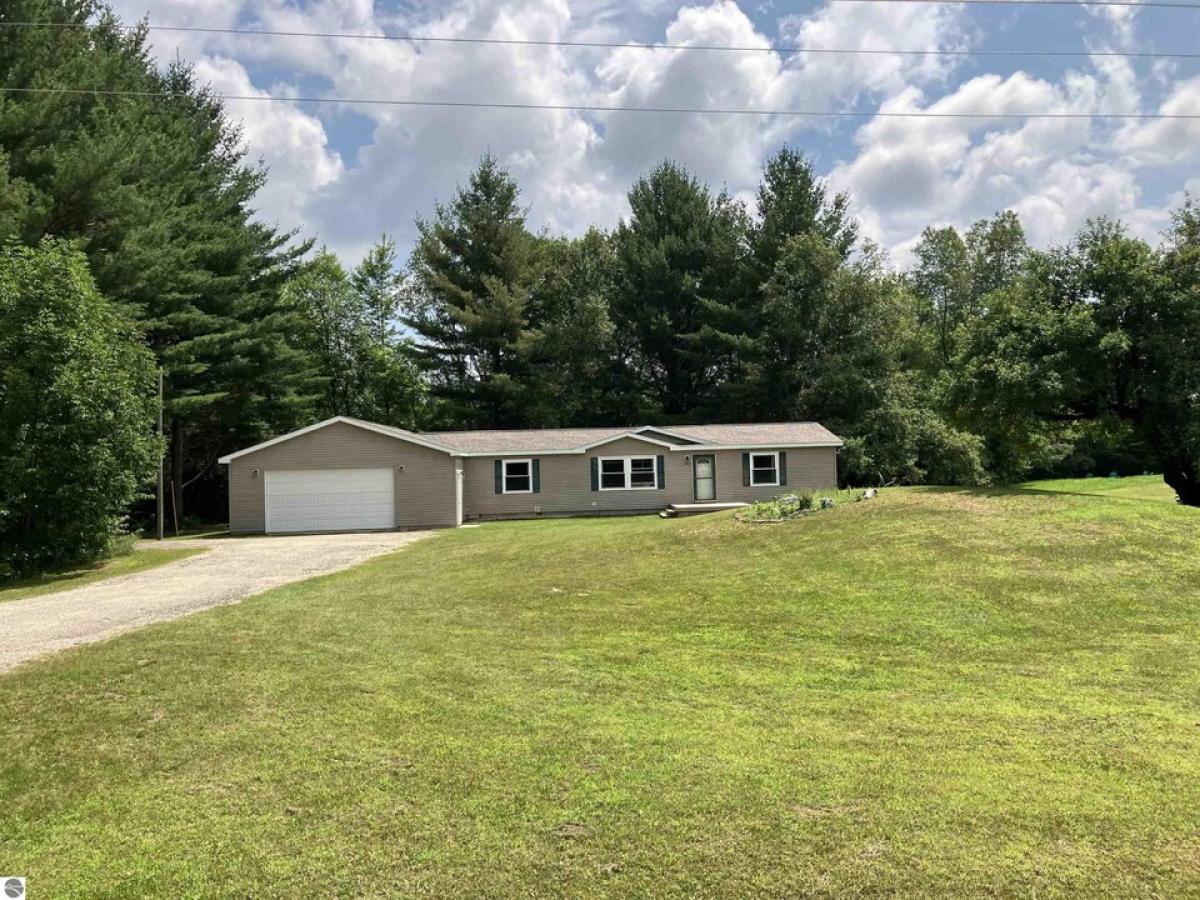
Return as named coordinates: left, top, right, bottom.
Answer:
left=502, top=458, right=534, bottom=494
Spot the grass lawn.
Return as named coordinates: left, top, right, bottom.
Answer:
left=2, top=478, right=1198, bottom=897
left=0, top=547, right=205, bottom=604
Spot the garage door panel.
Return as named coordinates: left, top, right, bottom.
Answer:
left=265, top=468, right=394, bottom=533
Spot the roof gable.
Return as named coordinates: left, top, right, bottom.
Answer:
left=578, top=431, right=678, bottom=452
left=217, top=416, right=455, bottom=464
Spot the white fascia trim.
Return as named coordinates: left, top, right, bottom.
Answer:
left=452, top=448, right=583, bottom=457
left=451, top=438, right=844, bottom=457
left=631, top=425, right=705, bottom=444
left=218, top=416, right=456, bottom=464
left=578, top=431, right=678, bottom=451
left=667, top=441, right=844, bottom=451
left=450, top=430, right=681, bottom=457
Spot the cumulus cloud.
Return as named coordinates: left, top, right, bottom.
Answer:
left=189, top=57, right=344, bottom=231
left=1112, top=76, right=1200, bottom=166
left=104, top=0, right=1199, bottom=265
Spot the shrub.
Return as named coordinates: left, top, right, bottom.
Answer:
left=0, top=241, right=158, bottom=578
left=742, top=488, right=868, bottom=523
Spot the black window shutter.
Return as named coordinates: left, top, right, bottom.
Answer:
left=590, top=457, right=599, bottom=491
left=532, top=459, right=541, bottom=493
left=494, top=459, right=503, bottom=494
left=779, top=452, right=788, bottom=486
left=742, top=452, right=750, bottom=487
left=656, top=455, right=665, bottom=489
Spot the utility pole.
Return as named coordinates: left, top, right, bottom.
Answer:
left=157, top=368, right=164, bottom=541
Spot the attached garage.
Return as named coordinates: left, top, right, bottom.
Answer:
left=220, top=418, right=463, bottom=534
left=264, top=468, right=394, bottom=534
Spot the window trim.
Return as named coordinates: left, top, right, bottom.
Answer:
left=749, top=451, right=780, bottom=487
left=597, top=455, right=659, bottom=491
left=501, top=457, right=534, bottom=494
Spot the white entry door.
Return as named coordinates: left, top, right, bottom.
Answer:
left=694, top=455, right=716, bottom=501
left=265, top=468, right=394, bottom=534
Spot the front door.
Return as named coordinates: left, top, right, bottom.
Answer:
left=693, top=454, right=716, bottom=501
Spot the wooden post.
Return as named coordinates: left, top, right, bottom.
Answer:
left=157, top=368, right=164, bottom=541
left=169, top=477, right=179, bottom=537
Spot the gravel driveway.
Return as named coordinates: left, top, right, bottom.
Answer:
left=0, top=531, right=431, bottom=673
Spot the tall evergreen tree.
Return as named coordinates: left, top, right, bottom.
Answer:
left=751, top=147, right=857, bottom=278
left=0, top=0, right=319, bottom=521
left=610, top=161, right=749, bottom=419
left=404, top=154, right=546, bottom=428
left=526, top=229, right=644, bottom=426
left=720, top=148, right=859, bottom=420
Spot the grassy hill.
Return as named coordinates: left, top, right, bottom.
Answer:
left=2, top=477, right=1198, bottom=897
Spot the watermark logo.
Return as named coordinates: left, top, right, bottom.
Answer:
left=2, top=878, right=25, bottom=899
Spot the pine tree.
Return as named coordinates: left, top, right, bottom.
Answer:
left=0, top=0, right=320, bottom=521
left=610, top=161, right=749, bottom=419
left=752, top=147, right=857, bottom=278
left=403, top=154, right=545, bottom=428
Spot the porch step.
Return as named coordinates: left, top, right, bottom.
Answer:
left=663, top=501, right=749, bottom=518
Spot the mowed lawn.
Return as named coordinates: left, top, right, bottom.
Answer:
left=2, top=478, right=1199, bottom=897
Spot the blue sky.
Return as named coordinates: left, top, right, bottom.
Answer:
left=109, top=0, right=1200, bottom=267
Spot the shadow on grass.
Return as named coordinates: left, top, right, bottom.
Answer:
left=906, top=480, right=1188, bottom=507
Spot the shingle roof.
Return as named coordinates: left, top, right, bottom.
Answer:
left=219, top=417, right=844, bottom=463
left=418, top=422, right=842, bottom=453
left=415, top=427, right=634, bottom=453
left=665, top=422, right=843, bottom=447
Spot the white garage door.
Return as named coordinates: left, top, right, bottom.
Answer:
left=264, top=468, right=395, bottom=534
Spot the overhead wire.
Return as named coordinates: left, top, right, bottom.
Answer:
left=2, top=86, right=1196, bottom=119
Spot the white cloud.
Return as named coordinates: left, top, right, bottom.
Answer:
left=1113, top=76, right=1200, bottom=166
left=106, top=0, right=1198, bottom=267
left=190, top=57, right=344, bottom=231
left=825, top=64, right=1186, bottom=263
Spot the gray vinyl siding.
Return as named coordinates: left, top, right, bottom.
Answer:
left=463, top=437, right=682, bottom=519
left=711, top=446, right=837, bottom=502
left=226, top=421, right=457, bottom=533
left=462, top=438, right=838, bottom=520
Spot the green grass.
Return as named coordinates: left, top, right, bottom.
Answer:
left=1020, top=473, right=1178, bottom=503
left=2, top=479, right=1199, bottom=897
left=0, top=547, right=205, bottom=604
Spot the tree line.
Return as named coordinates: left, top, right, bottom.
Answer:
left=2, top=0, right=1198, bottom=576
left=396, top=151, right=1200, bottom=507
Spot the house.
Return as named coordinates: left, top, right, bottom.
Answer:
left=218, top=417, right=843, bottom=534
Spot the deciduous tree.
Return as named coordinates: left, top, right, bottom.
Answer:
left=0, top=241, right=158, bottom=576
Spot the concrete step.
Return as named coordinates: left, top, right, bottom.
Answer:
left=664, top=501, right=749, bottom=518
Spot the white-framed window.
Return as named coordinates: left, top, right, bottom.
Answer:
left=599, top=455, right=659, bottom=490
left=502, top=458, right=533, bottom=494
left=750, top=452, right=780, bottom=486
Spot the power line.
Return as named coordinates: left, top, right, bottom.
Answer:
left=830, top=0, right=1200, bottom=6
left=1, top=20, right=1199, bottom=60
left=3, top=86, right=1196, bottom=119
